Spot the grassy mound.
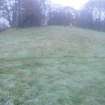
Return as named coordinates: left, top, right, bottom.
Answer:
left=0, top=26, right=105, bottom=105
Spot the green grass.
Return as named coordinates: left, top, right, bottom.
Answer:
left=0, top=26, right=105, bottom=105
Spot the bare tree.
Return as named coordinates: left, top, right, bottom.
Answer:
left=0, top=0, right=17, bottom=26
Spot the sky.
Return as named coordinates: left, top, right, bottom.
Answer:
left=50, top=0, right=89, bottom=10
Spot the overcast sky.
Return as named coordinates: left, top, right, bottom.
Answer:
left=50, top=0, right=89, bottom=10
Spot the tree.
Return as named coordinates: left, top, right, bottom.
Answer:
left=16, top=0, right=46, bottom=27
left=80, top=0, right=105, bottom=30
left=48, top=7, right=76, bottom=26
left=0, top=0, right=18, bottom=26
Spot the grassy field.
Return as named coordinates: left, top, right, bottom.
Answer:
left=0, top=26, right=105, bottom=105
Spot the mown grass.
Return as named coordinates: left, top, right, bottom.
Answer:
left=0, top=26, right=105, bottom=105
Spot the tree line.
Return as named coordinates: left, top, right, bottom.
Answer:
left=0, top=0, right=105, bottom=31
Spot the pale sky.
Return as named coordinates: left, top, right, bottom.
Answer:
left=50, top=0, right=89, bottom=10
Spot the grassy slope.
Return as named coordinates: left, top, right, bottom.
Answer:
left=0, top=26, right=105, bottom=105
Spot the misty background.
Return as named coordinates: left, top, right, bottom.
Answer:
left=0, top=0, right=105, bottom=31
